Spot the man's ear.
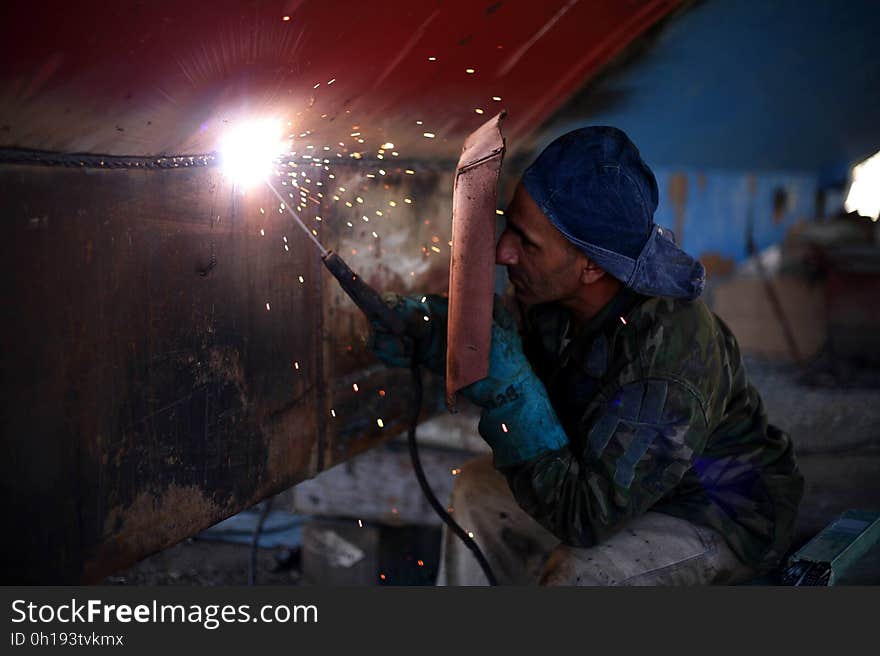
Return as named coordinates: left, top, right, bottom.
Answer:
left=579, top=258, right=606, bottom=285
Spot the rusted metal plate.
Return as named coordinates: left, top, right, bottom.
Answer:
left=0, top=164, right=318, bottom=582
left=446, top=113, right=506, bottom=408
left=0, top=159, right=448, bottom=583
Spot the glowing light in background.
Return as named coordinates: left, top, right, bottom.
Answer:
left=845, top=149, right=880, bottom=220
left=219, top=119, right=288, bottom=189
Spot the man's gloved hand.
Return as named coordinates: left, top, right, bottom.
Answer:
left=462, top=298, right=568, bottom=467
left=368, top=293, right=448, bottom=375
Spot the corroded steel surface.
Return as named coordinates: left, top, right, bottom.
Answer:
left=446, top=113, right=505, bottom=407
left=0, top=161, right=446, bottom=583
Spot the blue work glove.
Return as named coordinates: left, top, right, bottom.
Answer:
left=368, top=293, right=448, bottom=375
left=462, top=298, right=568, bottom=467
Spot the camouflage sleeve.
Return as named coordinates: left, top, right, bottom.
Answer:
left=500, top=378, right=708, bottom=547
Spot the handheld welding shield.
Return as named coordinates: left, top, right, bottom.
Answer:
left=445, top=112, right=507, bottom=410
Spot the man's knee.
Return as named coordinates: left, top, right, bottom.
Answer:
left=539, top=544, right=612, bottom=586
left=450, top=454, right=500, bottom=504
left=539, top=514, right=753, bottom=586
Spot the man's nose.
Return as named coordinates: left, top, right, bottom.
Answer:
left=496, top=231, right=519, bottom=265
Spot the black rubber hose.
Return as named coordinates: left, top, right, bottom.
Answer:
left=248, top=497, right=274, bottom=586
left=406, top=365, right=498, bottom=586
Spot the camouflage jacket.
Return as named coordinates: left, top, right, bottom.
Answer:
left=505, top=288, right=804, bottom=572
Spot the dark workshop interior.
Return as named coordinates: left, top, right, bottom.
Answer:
left=2, top=0, right=879, bottom=586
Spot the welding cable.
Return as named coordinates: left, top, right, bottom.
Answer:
left=406, top=365, right=498, bottom=586
left=248, top=497, right=274, bottom=586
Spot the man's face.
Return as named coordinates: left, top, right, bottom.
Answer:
left=496, top=183, right=586, bottom=307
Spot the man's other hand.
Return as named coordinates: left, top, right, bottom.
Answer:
left=368, top=293, right=448, bottom=374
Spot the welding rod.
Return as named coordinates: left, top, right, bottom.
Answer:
left=265, top=180, right=407, bottom=337
left=265, top=179, right=329, bottom=256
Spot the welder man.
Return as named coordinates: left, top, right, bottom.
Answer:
left=371, top=127, right=804, bottom=585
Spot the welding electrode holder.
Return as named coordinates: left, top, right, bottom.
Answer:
left=321, top=249, right=498, bottom=584
left=321, top=251, right=408, bottom=336
left=322, top=251, right=436, bottom=373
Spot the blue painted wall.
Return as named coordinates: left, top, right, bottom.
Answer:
left=532, top=0, right=880, bottom=263
left=652, top=169, right=817, bottom=261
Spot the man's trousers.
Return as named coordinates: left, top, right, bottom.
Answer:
left=436, top=455, right=755, bottom=586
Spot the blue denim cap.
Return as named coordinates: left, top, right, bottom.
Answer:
left=522, top=126, right=705, bottom=300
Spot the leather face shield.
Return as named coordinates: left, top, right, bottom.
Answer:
left=446, top=111, right=506, bottom=410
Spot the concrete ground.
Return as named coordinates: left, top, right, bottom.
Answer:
left=743, top=355, right=880, bottom=549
